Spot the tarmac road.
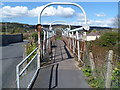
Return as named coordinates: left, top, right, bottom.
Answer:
left=1, top=41, right=28, bottom=88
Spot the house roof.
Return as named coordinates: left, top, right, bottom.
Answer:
left=87, top=32, right=100, bottom=36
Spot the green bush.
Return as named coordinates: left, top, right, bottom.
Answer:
left=111, top=67, right=120, bottom=88
left=26, top=43, right=36, bottom=55
left=25, top=43, right=37, bottom=62
left=97, top=32, right=119, bottom=47
left=82, top=66, right=105, bottom=88
left=32, top=32, right=38, bottom=42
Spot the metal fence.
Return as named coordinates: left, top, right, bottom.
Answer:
left=16, top=47, right=38, bottom=88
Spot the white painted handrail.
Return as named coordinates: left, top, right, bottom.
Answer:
left=16, top=48, right=38, bottom=88
left=69, top=27, right=83, bottom=32
left=42, top=27, right=52, bottom=32
left=38, top=2, right=87, bottom=25
left=49, top=20, right=71, bottom=30
left=19, top=54, right=38, bottom=76
left=17, top=47, right=38, bottom=67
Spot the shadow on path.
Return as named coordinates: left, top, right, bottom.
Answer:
left=49, top=64, right=59, bottom=90
left=64, top=45, right=73, bottom=59
left=31, top=40, right=90, bottom=89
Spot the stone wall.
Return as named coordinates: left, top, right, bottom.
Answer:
left=0, top=34, right=23, bottom=46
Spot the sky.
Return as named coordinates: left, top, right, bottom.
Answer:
left=0, top=1, right=119, bottom=27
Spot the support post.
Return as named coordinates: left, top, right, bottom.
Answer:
left=69, top=33, right=72, bottom=49
left=75, top=31, right=77, bottom=54
left=76, top=31, right=80, bottom=61
left=68, top=32, right=70, bottom=48
left=36, top=24, right=42, bottom=69
left=16, top=66, right=20, bottom=89
left=89, top=52, right=96, bottom=77
left=47, top=31, right=49, bottom=48
left=43, top=31, right=46, bottom=55
left=105, top=50, right=113, bottom=88
left=68, top=32, right=70, bottom=47
left=72, top=32, right=75, bottom=53
left=37, top=31, right=41, bottom=69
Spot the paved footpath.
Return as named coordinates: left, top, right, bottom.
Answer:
left=32, top=40, right=90, bottom=89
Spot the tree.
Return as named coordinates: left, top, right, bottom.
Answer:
left=97, top=32, right=119, bottom=47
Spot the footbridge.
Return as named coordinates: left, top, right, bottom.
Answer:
left=16, top=2, right=90, bottom=89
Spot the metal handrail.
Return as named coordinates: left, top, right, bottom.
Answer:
left=68, top=27, right=83, bottom=32
left=42, top=27, right=53, bottom=32
left=19, top=53, right=38, bottom=76
left=49, top=20, right=71, bottom=30
left=17, top=47, right=38, bottom=67
left=16, top=47, right=38, bottom=88
left=38, top=2, right=87, bottom=25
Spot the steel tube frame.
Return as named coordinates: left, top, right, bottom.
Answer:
left=69, top=27, right=83, bottom=32
left=19, top=54, right=38, bottom=76
left=33, top=2, right=88, bottom=89
left=16, top=48, right=38, bottom=88
left=43, top=27, right=52, bottom=32
left=49, top=20, right=71, bottom=30
left=17, top=48, right=38, bottom=67
left=38, top=2, right=87, bottom=25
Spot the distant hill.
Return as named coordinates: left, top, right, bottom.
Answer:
left=89, top=26, right=112, bottom=30
left=43, top=24, right=112, bottom=30
left=0, top=22, right=35, bottom=34
left=0, top=22, right=113, bottom=34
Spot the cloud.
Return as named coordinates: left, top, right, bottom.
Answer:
left=95, top=13, right=106, bottom=17
left=77, top=13, right=84, bottom=18
left=42, top=18, right=114, bottom=27
left=0, top=6, right=28, bottom=18
left=70, top=18, right=114, bottom=27
left=87, top=18, right=113, bottom=27
left=76, top=12, right=112, bottom=27
left=77, top=18, right=85, bottom=21
left=77, top=13, right=84, bottom=17
left=42, top=21, right=51, bottom=25
left=76, top=13, right=86, bottom=23
left=28, top=5, right=75, bottom=18
left=0, top=5, right=75, bottom=18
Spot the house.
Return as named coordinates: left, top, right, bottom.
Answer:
left=86, top=32, right=100, bottom=41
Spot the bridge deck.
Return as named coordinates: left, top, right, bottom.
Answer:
left=32, top=40, right=90, bottom=89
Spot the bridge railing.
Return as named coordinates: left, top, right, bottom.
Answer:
left=16, top=1, right=90, bottom=88
left=16, top=33, right=55, bottom=88
left=16, top=47, right=38, bottom=88
left=62, top=27, right=88, bottom=66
